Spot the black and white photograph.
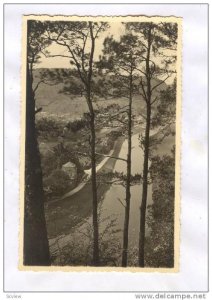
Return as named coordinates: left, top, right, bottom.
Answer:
left=21, top=15, right=181, bottom=270
left=3, top=1, right=209, bottom=296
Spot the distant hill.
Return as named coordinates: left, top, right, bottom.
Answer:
left=33, top=68, right=169, bottom=121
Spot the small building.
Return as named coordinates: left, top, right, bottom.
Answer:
left=62, top=161, right=77, bottom=180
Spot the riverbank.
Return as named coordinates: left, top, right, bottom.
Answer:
left=45, top=134, right=126, bottom=239
left=60, top=125, right=142, bottom=201
left=47, top=130, right=149, bottom=261
left=45, top=126, right=143, bottom=238
left=51, top=134, right=126, bottom=203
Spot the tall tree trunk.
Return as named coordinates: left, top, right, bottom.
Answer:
left=87, top=22, right=99, bottom=266
left=122, top=74, right=133, bottom=267
left=138, top=103, right=151, bottom=267
left=24, top=62, right=50, bottom=265
left=139, top=25, right=152, bottom=267
left=90, top=113, right=100, bottom=266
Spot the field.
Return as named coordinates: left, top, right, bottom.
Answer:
left=36, top=84, right=145, bottom=121
left=33, top=68, right=165, bottom=121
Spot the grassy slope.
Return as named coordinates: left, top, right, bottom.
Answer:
left=35, top=82, right=145, bottom=120
left=34, top=68, right=167, bottom=121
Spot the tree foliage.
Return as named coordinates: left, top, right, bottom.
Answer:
left=40, top=20, right=110, bottom=265
left=123, top=22, right=177, bottom=267
left=25, top=19, right=178, bottom=268
left=146, top=150, right=175, bottom=267
left=44, top=169, right=71, bottom=196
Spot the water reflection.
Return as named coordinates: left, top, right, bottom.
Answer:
left=98, top=133, right=152, bottom=250
left=46, top=133, right=152, bottom=255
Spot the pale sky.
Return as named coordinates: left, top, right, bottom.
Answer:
left=34, top=22, right=176, bottom=84
left=35, top=22, right=125, bottom=68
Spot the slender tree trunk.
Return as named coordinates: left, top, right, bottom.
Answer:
left=24, top=61, right=50, bottom=265
left=122, top=74, right=133, bottom=267
left=86, top=22, right=100, bottom=266
left=139, top=25, right=152, bottom=267
left=138, top=103, right=151, bottom=267
left=90, top=113, right=100, bottom=266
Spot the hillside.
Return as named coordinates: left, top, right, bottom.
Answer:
left=33, top=68, right=168, bottom=121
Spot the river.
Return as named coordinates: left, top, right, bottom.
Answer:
left=98, top=133, right=152, bottom=250
left=46, top=131, right=152, bottom=261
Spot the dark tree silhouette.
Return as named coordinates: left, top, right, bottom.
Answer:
left=24, top=20, right=51, bottom=265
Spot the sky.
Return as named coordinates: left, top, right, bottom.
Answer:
left=35, top=22, right=125, bottom=69
left=34, top=21, right=176, bottom=85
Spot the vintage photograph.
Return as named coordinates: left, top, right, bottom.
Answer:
left=20, top=15, right=181, bottom=270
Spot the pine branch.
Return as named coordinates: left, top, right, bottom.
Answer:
left=81, top=32, right=89, bottom=75
left=151, top=96, right=158, bottom=105
left=116, top=197, right=126, bottom=208
left=95, top=152, right=127, bottom=162
left=140, top=77, right=148, bottom=102
left=151, top=75, right=170, bottom=93
left=135, top=67, right=147, bottom=77
left=41, top=52, right=72, bottom=59
left=33, top=79, right=59, bottom=94
left=46, top=35, right=88, bottom=88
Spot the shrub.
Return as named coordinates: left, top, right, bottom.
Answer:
left=44, top=169, right=70, bottom=196
left=50, top=213, right=122, bottom=266
left=41, top=151, right=59, bottom=176
left=36, top=117, right=63, bottom=139
left=67, top=118, right=89, bottom=133
left=145, top=153, right=175, bottom=268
